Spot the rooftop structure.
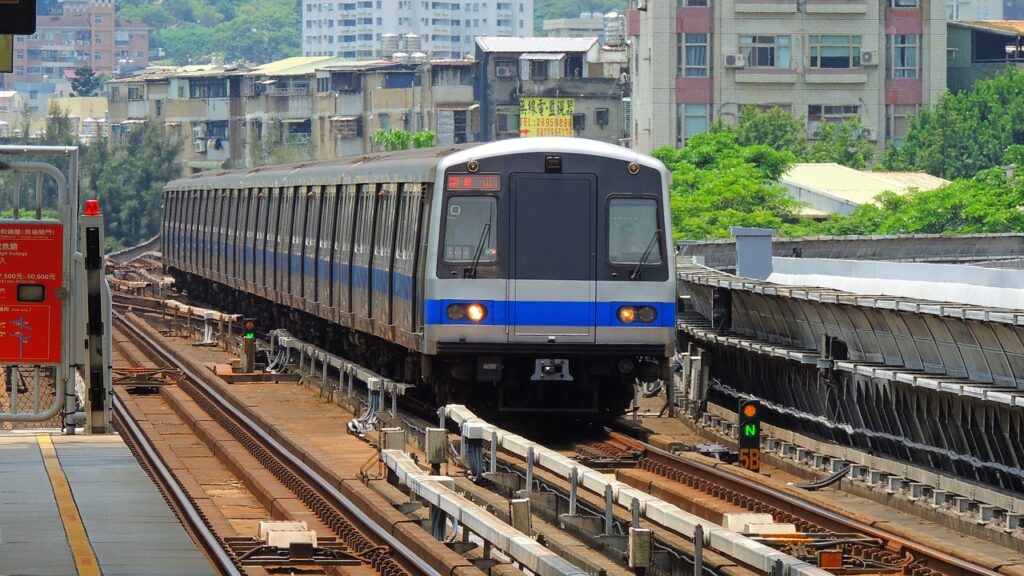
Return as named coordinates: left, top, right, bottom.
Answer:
left=781, top=162, right=950, bottom=216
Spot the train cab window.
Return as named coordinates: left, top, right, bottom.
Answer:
left=608, top=198, right=662, bottom=265
left=443, top=196, right=497, bottom=262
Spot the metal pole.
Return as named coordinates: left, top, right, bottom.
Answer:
left=694, top=525, right=703, bottom=576
left=525, top=446, right=534, bottom=493
left=569, top=467, right=578, bottom=516
left=490, top=430, right=497, bottom=474
left=604, top=484, right=614, bottom=535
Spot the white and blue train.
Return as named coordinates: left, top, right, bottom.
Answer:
left=162, top=138, right=675, bottom=415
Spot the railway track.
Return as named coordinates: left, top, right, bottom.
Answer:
left=576, top=430, right=1006, bottom=576
left=110, top=310, right=434, bottom=576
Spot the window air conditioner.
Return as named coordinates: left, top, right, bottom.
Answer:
left=724, top=54, right=746, bottom=68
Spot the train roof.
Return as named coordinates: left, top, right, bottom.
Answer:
left=164, top=138, right=665, bottom=192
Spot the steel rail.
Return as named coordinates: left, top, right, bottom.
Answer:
left=112, top=394, right=242, bottom=576
left=611, top=431, right=1004, bottom=576
left=113, top=311, right=441, bottom=576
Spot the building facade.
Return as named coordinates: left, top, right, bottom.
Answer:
left=473, top=36, right=630, bottom=143
left=106, top=57, right=478, bottom=174
left=302, top=0, right=534, bottom=60
left=947, top=20, right=1024, bottom=91
left=6, top=0, right=150, bottom=91
left=629, top=0, right=946, bottom=152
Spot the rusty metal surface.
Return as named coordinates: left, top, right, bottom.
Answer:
left=608, top=431, right=1004, bottom=576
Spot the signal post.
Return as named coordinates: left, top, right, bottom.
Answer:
left=737, top=399, right=761, bottom=472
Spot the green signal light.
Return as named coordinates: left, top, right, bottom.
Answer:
left=743, top=423, right=758, bottom=437
left=245, top=332, right=255, bottom=339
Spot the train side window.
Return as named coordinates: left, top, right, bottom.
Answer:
left=443, top=196, right=497, bottom=263
left=608, top=197, right=662, bottom=265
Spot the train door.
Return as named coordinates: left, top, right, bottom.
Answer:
left=268, top=187, right=284, bottom=296
left=509, top=175, right=597, bottom=343
left=316, top=185, right=339, bottom=315
left=227, top=189, right=240, bottom=286
left=371, top=183, right=399, bottom=330
left=394, top=183, right=424, bottom=337
left=235, top=189, right=250, bottom=287
left=287, top=186, right=306, bottom=303
left=255, top=188, right=270, bottom=295
left=335, top=184, right=359, bottom=323
left=301, top=186, right=321, bottom=309
left=352, top=184, right=378, bottom=329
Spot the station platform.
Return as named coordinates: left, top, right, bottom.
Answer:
left=0, top=432, right=215, bottom=576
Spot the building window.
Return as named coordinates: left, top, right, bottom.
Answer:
left=678, top=0, right=709, bottom=5
left=573, top=113, right=586, bottom=131
left=595, top=108, right=609, bottom=127
left=496, top=107, right=519, bottom=136
left=886, top=104, right=917, bottom=144
left=127, top=86, right=142, bottom=100
left=809, top=35, right=861, bottom=69
left=678, top=104, right=709, bottom=144
left=677, top=33, right=709, bottom=77
left=807, top=104, right=859, bottom=134
left=94, top=15, right=102, bottom=23
left=891, top=0, right=917, bottom=6
left=886, top=34, right=919, bottom=78
left=317, top=76, right=330, bottom=92
left=739, top=35, right=791, bottom=68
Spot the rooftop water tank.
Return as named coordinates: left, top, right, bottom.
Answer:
left=393, top=51, right=411, bottom=64
left=380, top=33, right=400, bottom=58
left=410, top=52, right=428, bottom=64
left=404, top=33, right=422, bottom=53
left=603, top=12, right=625, bottom=47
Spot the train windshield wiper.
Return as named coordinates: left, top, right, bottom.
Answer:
left=629, top=229, right=662, bottom=280
left=464, top=222, right=491, bottom=279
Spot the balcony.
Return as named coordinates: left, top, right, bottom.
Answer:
left=733, top=0, right=797, bottom=13
left=804, top=68, right=868, bottom=83
left=734, top=68, right=799, bottom=83
left=805, top=0, right=867, bottom=13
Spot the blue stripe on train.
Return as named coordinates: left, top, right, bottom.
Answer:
left=424, top=300, right=675, bottom=327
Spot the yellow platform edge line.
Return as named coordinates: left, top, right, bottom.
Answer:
left=38, top=434, right=102, bottom=576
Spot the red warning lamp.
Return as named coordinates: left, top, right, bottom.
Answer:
left=84, top=200, right=101, bottom=216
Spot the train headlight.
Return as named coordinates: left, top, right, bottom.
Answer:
left=466, top=303, right=487, bottom=322
left=637, top=306, right=657, bottom=323
left=446, top=304, right=466, bottom=321
left=618, top=306, right=636, bottom=323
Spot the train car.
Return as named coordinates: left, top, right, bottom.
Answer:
left=163, top=138, right=675, bottom=416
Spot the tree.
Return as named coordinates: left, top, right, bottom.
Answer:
left=211, top=0, right=301, bottom=63
left=118, top=4, right=176, bottom=29
left=71, top=66, right=103, bottom=97
left=374, top=129, right=412, bottom=151
left=805, top=119, right=875, bottom=169
left=18, top=102, right=31, bottom=143
left=884, top=68, right=1024, bottom=179
left=43, top=101, right=76, bottom=145
left=652, top=131, right=815, bottom=239
left=155, top=24, right=215, bottom=65
left=412, top=129, right=436, bottom=148
left=733, top=106, right=808, bottom=157
left=79, top=122, right=183, bottom=249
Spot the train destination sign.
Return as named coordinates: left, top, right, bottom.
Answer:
left=0, top=221, right=63, bottom=364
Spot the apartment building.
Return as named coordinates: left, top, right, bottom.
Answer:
left=302, top=0, right=533, bottom=60
left=106, top=56, right=477, bottom=174
left=628, top=0, right=946, bottom=152
left=6, top=0, right=150, bottom=92
left=473, top=36, right=630, bottom=142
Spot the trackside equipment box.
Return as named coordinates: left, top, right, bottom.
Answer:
left=0, top=221, right=63, bottom=364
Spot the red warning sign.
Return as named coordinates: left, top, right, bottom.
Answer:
left=0, top=222, right=63, bottom=364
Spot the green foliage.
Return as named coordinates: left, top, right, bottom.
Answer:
left=79, top=123, right=183, bottom=249
left=733, top=106, right=808, bottom=157
left=211, top=0, right=300, bottom=63
left=654, top=132, right=814, bottom=240
left=805, top=119, right=876, bottom=169
left=121, top=0, right=299, bottom=65
left=412, top=130, right=436, bottom=149
left=154, top=25, right=215, bottom=66
left=819, top=167, right=1024, bottom=235
left=883, top=67, right=1024, bottom=179
left=43, top=101, right=76, bottom=146
left=374, top=129, right=412, bottom=151
left=70, top=67, right=104, bottom=97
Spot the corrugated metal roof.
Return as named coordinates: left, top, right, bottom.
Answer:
left=475, top=36, right=597, bottom=53
left=949, top=20, right=1024, bottom=36
left=248, top=56, right=350, bottom=76
left=781, top=163, right=950, bottom=206
left=519, top=52, right=566, bottom=60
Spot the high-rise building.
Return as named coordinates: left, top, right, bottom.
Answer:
left=6, top=0, right=151, bottom=93
left=628, top=0, right=946, bottom=152
left=301, top=0, right=534, bottom=60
